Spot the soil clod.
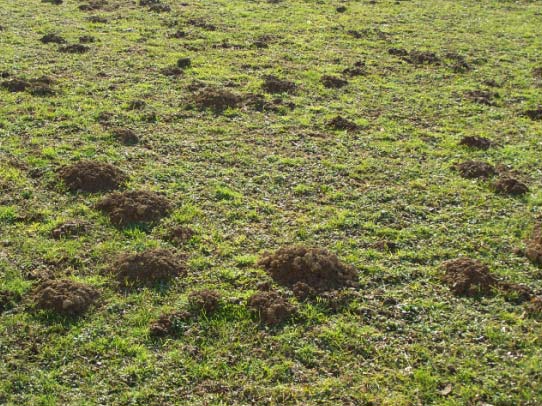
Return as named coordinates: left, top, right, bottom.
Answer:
left=494, top=177, right=529, bottom=196
left=58, top=160, right=126, bottom=193
left=112, top=128, right=139, bottom=145
left=261, top=75, right=297, bottom=94
left=96, top=190, right=171, bottom=226
left=441, top=258, right=498, bottom=297
left=321, top=75, right=348, bottom=89
left=40, top=33, right=66, bottom=44
left=31, top=279, right=99, bottom=316
left=459, top=136, right=492, bottom=150
left=524, top=108, right=542, bottom=121
left=327, top=115, right=359, bottom=131
left=150, top=310, right=191, bottom=336
left=248, top=290, right=296, bottom=326
left=193, top=88, right=241, bottom=112
left=525, top=223, right=542, bottom=266
left=164, top=225, right=195, bottom=245
left=59, top=44, right=90, bottom=54
left=455, top=160, right=496, bottom=179
left=188, top=289, right=221, bottom=314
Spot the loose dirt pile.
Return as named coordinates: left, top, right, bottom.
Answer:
left=58, top=160, right=126, bottom=193
left=164, top=226, right=195, bottom=245
left=40, top=33, right=66, bottom=44
left=455, top=161, right=496, bottom=179
left=31, top=279, right=99, bottom=316
left=258, top=246, right=358, bottom=299
left=1, top=76, right=55, bottom=96
left=247, top=291, right=296, bottom=326
left=95, top=190, right=171, bottom=226
left=109, top=249, right=185, bottom=288
left=59, top=44, right=90, bottom=54
left=526, top=296, right=542, bottom=318
left=525, top=223, right=542, bottom=266
left=193, top=88, right=241, bottom=112
left=494, top=177, right=529, bottom=196
left=112, top=128, right=139, bottom=145
left=524, top=108, right=542, bottom=121
left=389, top=48, right=440, bottom=65
left=327, top=115, right=359, bottom=131
left=261, top=75, right=297, bottom=94
left=188, top=290, right=221, bottom=314
left=459, top=136, right=492, bottom=150
left=150, top=310, right=191, bottom=337
left=321, top=75, right=348, bottom=89
left=464, top=90, right=498, bottom=106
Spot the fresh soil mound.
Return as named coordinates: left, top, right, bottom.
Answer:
left=388, top=48, right=409, bottom=57
left=164, top=226, right=195, bottom=245
left=176, top=57, right=191, bottom=69
left=188, top=289, right=221, bottom=314
left=327, top=115, right=359, bottom=131
left=343, top=61, right=366, bottom=77
left=526, top=296, right=542, bottom=318
left=459, top=136, right=492, bottom=150
left=321, top=75, right=348, bottom=89
left=40, top=33, right=66, bottom=44
left=261, top=75, right=297, bottom=94
left=455, top=160, right=496, bottom=179
left=0, top=290, right=21, bottom=312
left=464, top=90, right=498, bottom=106
left=524, top=108, right=542, bottom=121
left=79, top=35, right=96, bottom=44
left=109, top=249, right=185, bottom=288
left=59, top=44, right=90, bottom=53
left=193, top=88, right=241, bottom=112
left=1, top=76, right=54, bottom=95
left=58, top=160, right=127, bottom=193
left=405, top=50, right=440, bottom=65
left=499, top=282, right=533, bottom=304
left=258, top=246, right=359, bottom=296
left=494, top=177, right=529, bottom=196
left=51, top=221, right=89, bottom=239
left=1, top=78, right=29, bottom=92
left=525, top=223, right=542, bottom=266
left=112, top=128, right=139, bottom=145
left=31, top=279, right=99, bottom=316
left=95, top=190, right=171, bottom=226
left=441, top=258, right=498, bottom=297
left=247, top=291, right=296, bottom=326
left=150, top=310, right=191, bottom=337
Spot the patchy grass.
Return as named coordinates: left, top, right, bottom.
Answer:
left=1, top=0, right=542, bottom=404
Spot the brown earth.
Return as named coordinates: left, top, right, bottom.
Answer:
left=525, top=223, right=542, bottom=266
left=40, top=33, right=66, bottom=44
left=343, top=61, right=366, bottom=77
left=404, top=50, right=440, bottom=65
left=193, top=88, right=241, bottom=112
left=1, top=76, right=54, bottom=96
left=526, top=296, right=542, bottom=318
left=258, top=246, right=358, bottom=298
left=59, top=44, right=90, bottom=53
left=464, top=90, right=498, bottom=106
left=150, top=310, right=191, bottom=337
left=261, top=75, right=297, bottom=94
left=459, top=136, right=492, bottom=150
left=112, top=128, right=139, bottom=145
left=188, top=290, right=221, bottom=314
left=51, top=221, right=90, bottom=239
left=247, top=290, right=296, bottom=326
left=441, top=258, right=498, bottom=297
left=58, top=160, right=127, bottom=193
left=31, top=279, right=99, bottom=316
left=79, top=35, right=96, bottom=44
left=164, top=225, right=195, bottom=245
left=327, top=115, right=359, bottom=131
left=109, top=249, right=185, bottom=288
left=95, top=190, right=171, bottom=226
left=494, top=177, right=529, bottom=196
left=524, top=108, right=542, bottom=120
left=176, top=57, right=191, bottom=69
left=455, top=160, right=496, bottom=179
left=321, top=75, right=348, bottom=89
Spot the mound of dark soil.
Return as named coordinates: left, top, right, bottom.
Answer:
left=455, top=160, right=496, bottom=179
left=79, top=35, right=96, bottom=44
left=150, top=310, right=191, bottom=337
left=499, top=282, right=533, bottom=304
left=343, top=61, right=366, bottom=77
left=79, top=0, right=108, bottom=11
left=96, top=190, right=171, bottom=226
left=1, top=78, right=29, bottom=92
left=247, top=291, right=296, bottom=326
left=441, top=258, right=498, bottom=297
left=459, top=136, right=492, bottom=150
left=261, top=75, right=296, bottom=94
left=524, top=108, right=542, bottom=121
left=526, top=296, right=542, bottom=318
left=187, top=18, right=217, bottom=31
left=42, top=0, right=63, bottom=4
left=388, top=48, right=408, bottom=57
left=321, top=75, right=348, bottom=89
left=59, top=44, right=90, bottom=54
left=31, top=279, right=99, bottom=316
left=1, top=76, right=54, bottom=95
left=0, top=290, right=21, bottom=312
left=59, top=160, right=127, bottom=193
left=51, top=221, right=90, bottom=239
left=188, top=289, right=221, bottom=314
left=164, top=225, right=195, bottom=245
left=464, top=90, right=498, bottom=106
left=112, top=128, right=139, bottom=145
left=258, top=246, right=358, bottom=297
left=327, top=115, right=359, bottom=131
left=336, top=5, right=347, bottom=12
left=40, top=33, right=66, bottom=44
left=109, top=249, right=185, bottom=288
left=160, top=66, right=183, bottom=77
left=193, top=88, right=241, bottom=112
left=176, top=57, right=191, bottom=69
left=405, top=50, right=440, bottom=65
left=525, top=223, right=542, bottom=266
left=494, top=177, right=529, bottom=196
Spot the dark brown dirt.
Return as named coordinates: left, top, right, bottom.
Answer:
left=336, top=6, right=347, bottom=12
left=525, top=223, right=542, bottom=266
left=499, top=282, right=533, bottom=304
left=79, top=35, right=96, bottom=44
left=171, top=30, right=187, bottom=39
left=327, top=115, right=359, bottom=131
left=455, top=160, right=496, bottom=179
left=404, top=50, right=440, bottom=65
left=441, top=258, right=498, bottom=297
left=112, top=128, right=139, bottom=145
left=464, top=90, right=498, bottom=106
left=533, top=67, right=542, bottom=79
left=109, top=249, right=185, bottom=288
left=1, top=76, right=54, bottom=96
left=40, top=33, right=66, bottom=44
left=87, top=15, right=108, bottom=23
left=261, top=75, right=297, bottom=94
left=0, top=290, right=21, bottom=312
left=321, top=75, right=348, bottom=89
left=127, top=100, right=146, bottom=110
left=187, top=18, right=217, bottom=31
left=343, top=61, right=366, bottom=77
left=369, top=240, right=398, bottom=252
left=95, top=190, right=171, bottom=226
left=176, top=57, right=191, bottom=69
left=164, top=225, right=195, bottom=245
left=51, top=221, right=90, bottom=239
left=253, top=34, right=272, bottom=48
left=160, top=66, right=183, bottom=77
left=258, top=246, right=359, bottom=296
left=42, top=0, right=63, bottom=4
left=148, top=3, right=171, bottom=12
left=150, top=310, right=191, bottom=337
left=59, top=44, right=90, bottom=54
left=444, top=52, right=471, bottom=73
left=1, top=78, right=29, bottom=92
left=31, top=279, right=99, bottom=316
left=526, top=296, right=542, bottom=318
left=247, top=291, right=296, bottom=326
left=459, top=136, right=492, bottom=150
left=193, top=88, right=241, bottom=112
left=524, top=108, right=542, bottom=121
left=494, top=177, right=529, bottom=196
left=58, top=160, right=126, bottom=193
left=188, top=289, right=221, bottom=314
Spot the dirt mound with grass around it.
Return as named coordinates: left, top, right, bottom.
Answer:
left=31, top=279, right=99, bottom=316
left=59, top=160, right=127, bottom=193
left=247, top=290, right=296, bottom=326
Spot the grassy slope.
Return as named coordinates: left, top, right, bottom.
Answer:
left=1, top=0, right=541, bottom=404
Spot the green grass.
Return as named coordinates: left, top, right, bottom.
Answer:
left=1, top=0, right=542, bottom=404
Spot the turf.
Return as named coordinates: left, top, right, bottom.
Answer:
left=1, top=0, right=542, bottom=404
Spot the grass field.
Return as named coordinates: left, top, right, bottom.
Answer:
left=1, top=0, right=542, bottom=404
